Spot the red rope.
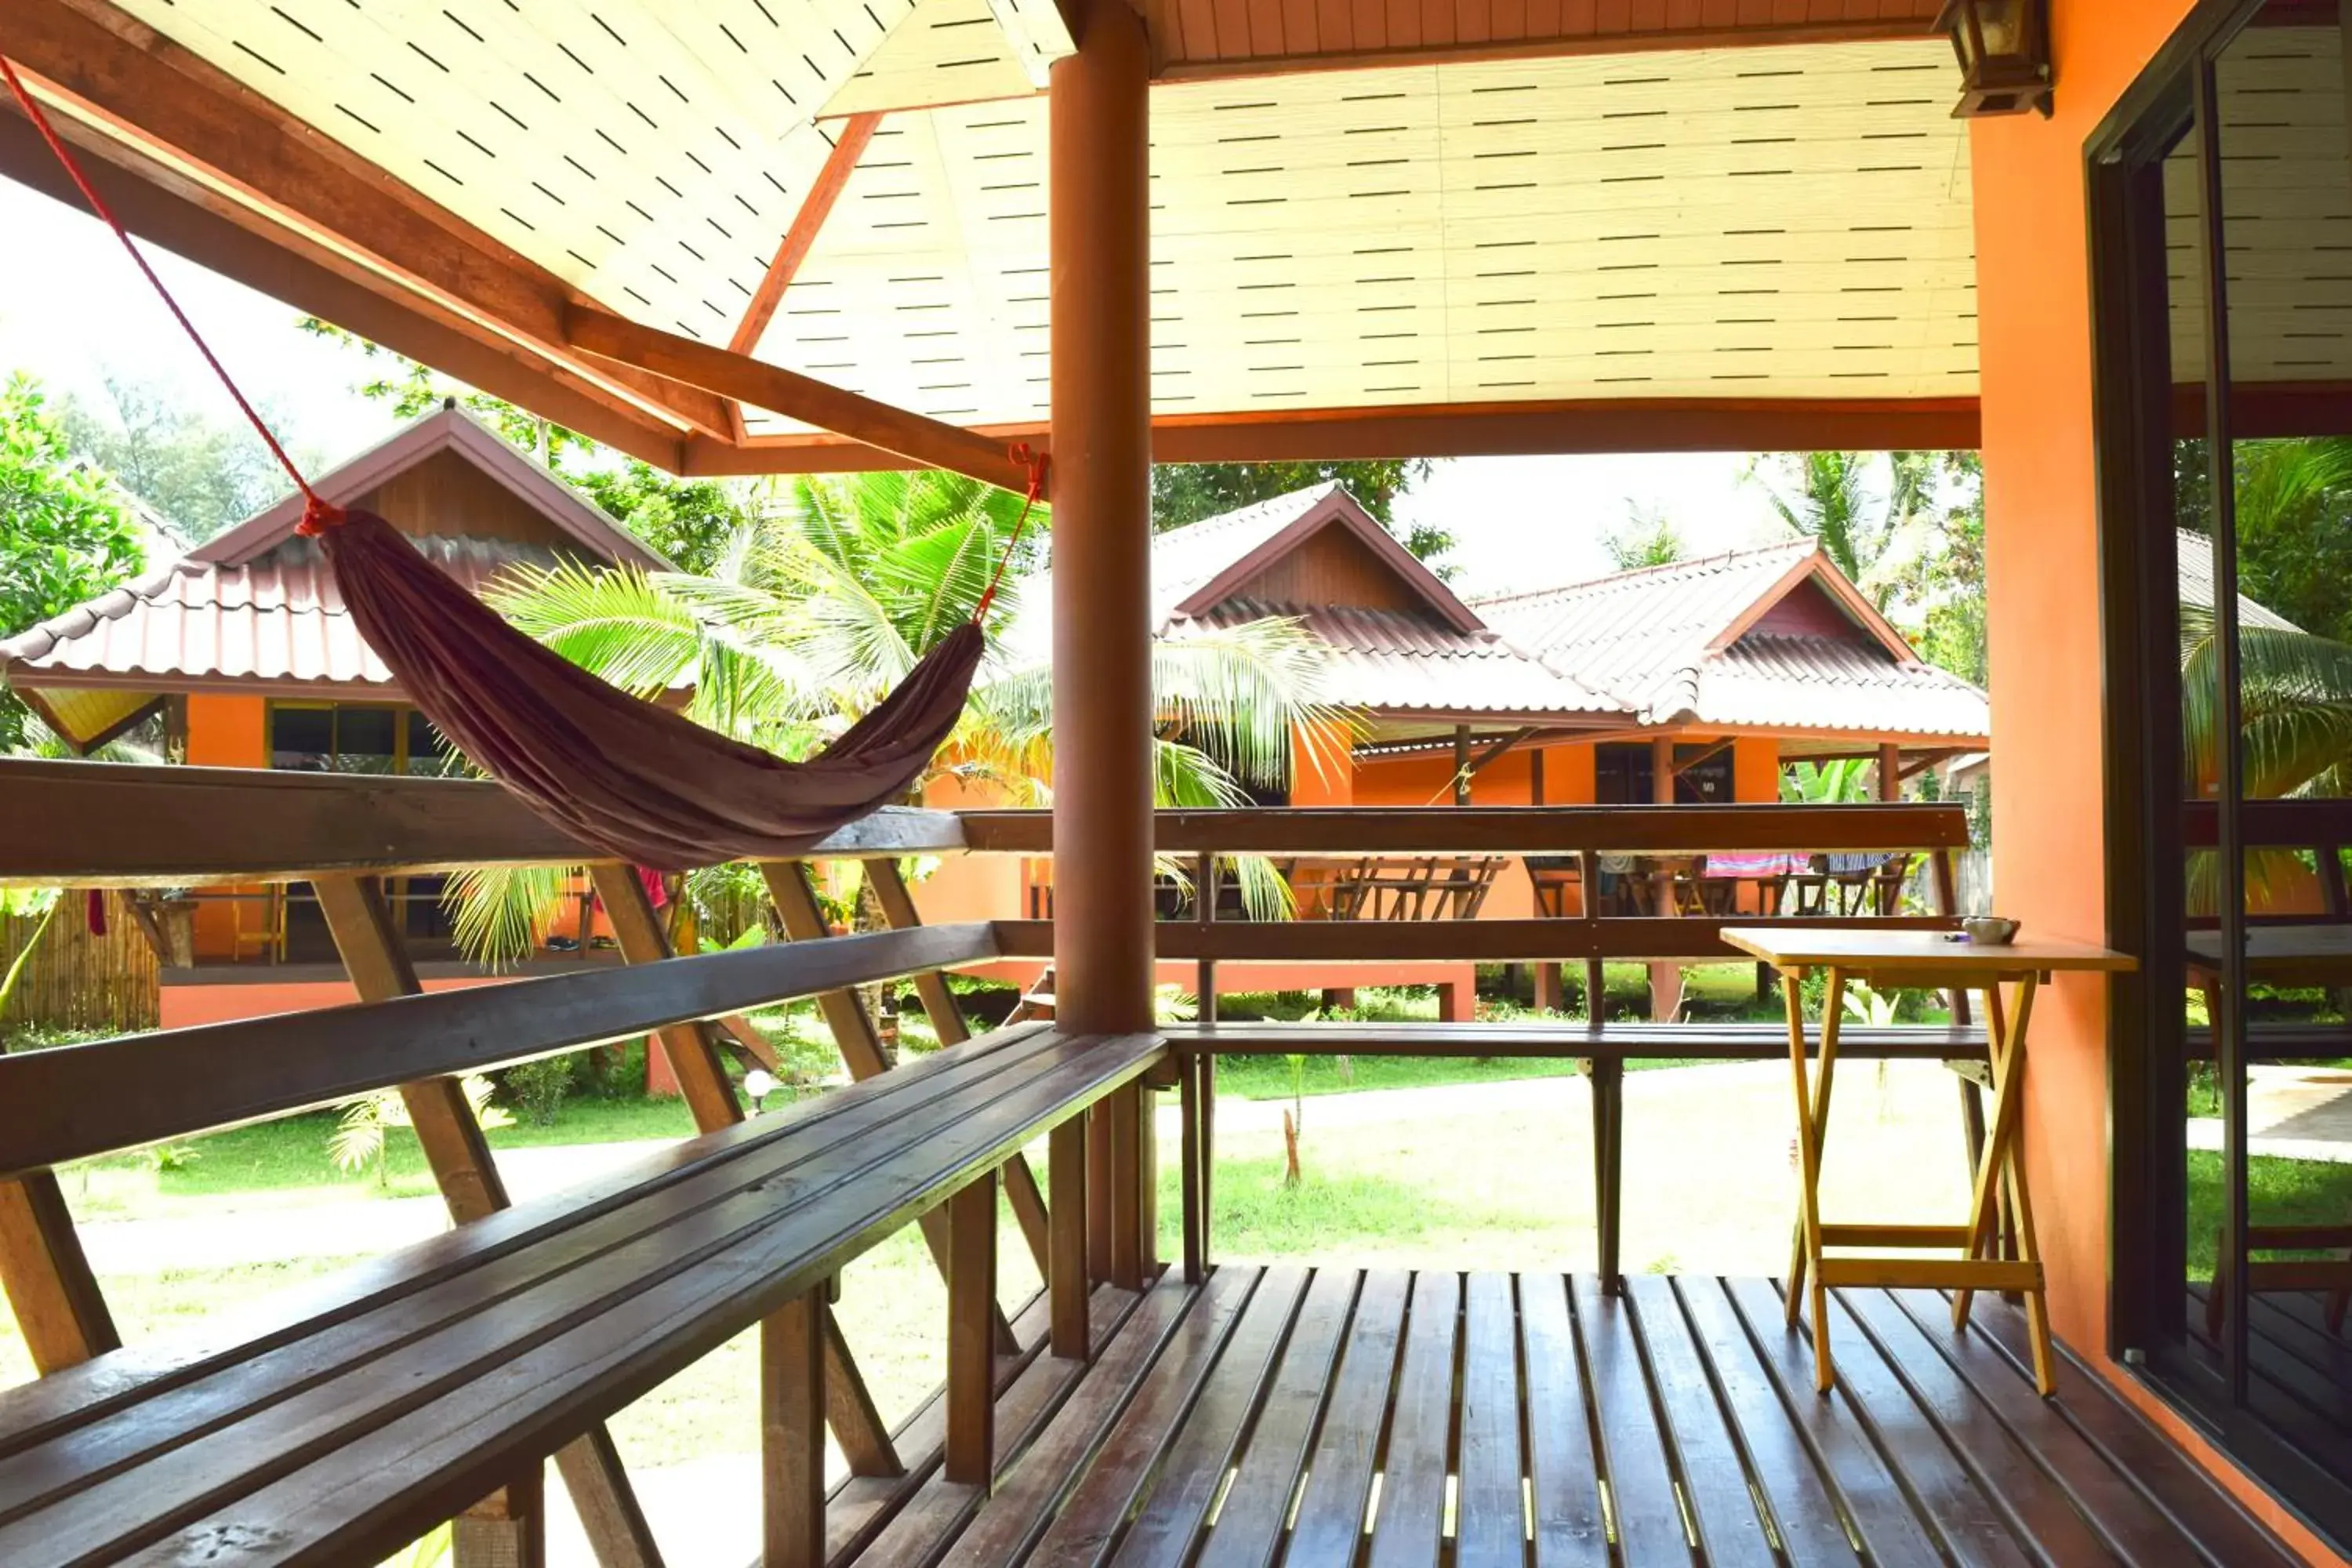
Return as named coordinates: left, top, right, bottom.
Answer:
left=0, top=55, right=343, bottom=535
left=972, top=444, right=1047, bottom=623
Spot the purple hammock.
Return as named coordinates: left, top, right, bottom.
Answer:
left=318, top=509, right=985, bottom=871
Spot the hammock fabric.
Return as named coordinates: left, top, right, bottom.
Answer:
left=315, top=509, right=987, bottom=868
left=1, top=53, right=1027, bottom=871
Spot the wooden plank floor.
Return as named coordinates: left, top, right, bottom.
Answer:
left=866, top=1269, right=2308, bottom=1568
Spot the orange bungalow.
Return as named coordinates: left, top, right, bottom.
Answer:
left=0, top=0, right=2348, bottom=1564
left=1, top=404, right=669, bottom=1024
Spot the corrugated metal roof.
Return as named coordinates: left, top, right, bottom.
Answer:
left=2176, top=528, right=2301, bottom=632
left=1146, top=485, right=1343, bottom=626
left=1475, top=539, right=1991, bottom=739
left=3, top=539, right=562, bottom=691
left=1475, top=541, right=1817, bottom=715
left=1175, top=599, right=1617, bottom=717
left=1697, top=633, right=1990, bottom=737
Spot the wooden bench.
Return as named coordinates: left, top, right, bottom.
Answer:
left=1159, top=1019, right=1991, bottom=1284
left=0, top=893, right=1163, bottom=1567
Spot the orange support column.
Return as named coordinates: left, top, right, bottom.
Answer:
left=1051, top=0, right=1154, bottom=1285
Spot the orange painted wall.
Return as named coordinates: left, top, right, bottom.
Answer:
left=184, top=695, right=268, bottom=962
left=1733, top=738, right=1780, bottom=804
left=1975, top=5, right=2347, bottom=1558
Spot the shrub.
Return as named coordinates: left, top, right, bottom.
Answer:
left=502, top=1056, right=578, bottom=1126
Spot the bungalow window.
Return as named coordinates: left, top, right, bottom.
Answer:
left=268, top=702, right=456, bottom=777
left=1594, top=741, right=1730, bottom=805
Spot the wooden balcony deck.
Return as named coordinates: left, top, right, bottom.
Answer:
left=864, top=1268, right=2302, bottom=1568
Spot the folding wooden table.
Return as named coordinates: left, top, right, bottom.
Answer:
left=1721, top=927, right=2136, bottom=1396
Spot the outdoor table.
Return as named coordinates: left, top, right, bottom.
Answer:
left=2185, top=924, right=2352, bottom=988
left=1721, top=927, right=2136, bottom=1396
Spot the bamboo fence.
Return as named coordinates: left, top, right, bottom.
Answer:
left=1, top=891, right=159, bottom=1037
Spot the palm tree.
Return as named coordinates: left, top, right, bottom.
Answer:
left=448, top=470, right=1353, bottom=960
left=1747, top=451, right=1951, bottom=610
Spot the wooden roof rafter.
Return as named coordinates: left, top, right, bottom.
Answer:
left=724, top=112, right=885, bottom=442
left=568, top=306, right=1039, bottom=492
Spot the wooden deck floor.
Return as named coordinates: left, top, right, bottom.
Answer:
left=855, top=1269, right=2306, bottom=1567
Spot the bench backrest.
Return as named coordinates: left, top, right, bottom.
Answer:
left=0, top=920, right=997, bottom=1179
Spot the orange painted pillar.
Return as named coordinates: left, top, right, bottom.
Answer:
left=1048, top=0, right=1152, bottom=1039
left=1051, top=0, right=1153, bottom=1290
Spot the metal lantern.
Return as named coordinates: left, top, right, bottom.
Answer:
left=1933, top=0, right=2053, bottom=118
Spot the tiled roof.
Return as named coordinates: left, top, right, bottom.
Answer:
left=1174, top=599, right=1616, bottom=717
left=2, top=408, right=664, bottom=747
left=2, top=538, right=564, bottom=691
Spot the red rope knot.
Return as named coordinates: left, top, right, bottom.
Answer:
left=971, top=444, right=1049, bottom=623
left=295, top=492, right=348, bottom=538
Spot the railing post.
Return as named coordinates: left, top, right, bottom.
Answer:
left=0, top=1171, right=118, bottom=1374
left=762, top=1290, right=826, bottom=1568
left=1050, top=1116, right=1091, bottom=1357
left=946, top=1170, right=999, bottom=1485
left=1190, top=848, right=1214, bottom=1281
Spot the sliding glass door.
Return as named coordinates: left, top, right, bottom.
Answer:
left=2098, top=0, right=2352, bottom=1546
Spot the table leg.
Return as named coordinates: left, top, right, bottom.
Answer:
left=1992, top=979, right=2054, bottom=1392
left=1784, top=968, right=1846, bottom=1393
left=1951, top=977, right=2053, bottom=1388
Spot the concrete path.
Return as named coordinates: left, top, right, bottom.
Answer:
left=2187, top=1062, right=2352, bottom=1165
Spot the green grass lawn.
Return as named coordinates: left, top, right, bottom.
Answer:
left=2186, top=1148, right=2352, bottom=1276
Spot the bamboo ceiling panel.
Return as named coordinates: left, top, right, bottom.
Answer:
left=99, top=0, right=1047, bottom=347
left=2165, top=27, right=2352, bottom=389
left=744, top=38, right=1976, bottom=433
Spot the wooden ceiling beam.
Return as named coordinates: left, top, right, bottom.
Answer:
left=0, top=113, right=684, bottom=469
left=568, top=306, right=1035, bottom=493
left=678, top=394, right=1983, bottom=474
left=1145, top=5, right=1942, bottom=80
left=5, top=0, right=734, bottom=443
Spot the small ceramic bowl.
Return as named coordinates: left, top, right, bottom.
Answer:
left=1962, top=916, right=2020, bottom=946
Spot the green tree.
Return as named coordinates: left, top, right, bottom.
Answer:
left=1602, top=503, right=1683, bottom=570
left=299, top=317, right=597, bottom=465
left=59, top=376, right=285, bottom=543
left=1747, top=451, right=1883, bottom=590
left=1151, top=460, right=1447, bottom=564
left=0, top=373, right=145, bottom=750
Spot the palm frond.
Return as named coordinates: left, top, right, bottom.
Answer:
left=442, top=865, right=575, bottom=968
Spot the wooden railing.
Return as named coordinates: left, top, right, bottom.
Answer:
left=0, top=757, right=1120, bottom=1568
left=0, top=760, right=1990, bottom=1564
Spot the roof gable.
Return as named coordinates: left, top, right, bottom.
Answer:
left=1158, top=485, right=1483, bottom=634
left=1707, top=548, right=1922, bottom=665
left=194, top=405, right=666, bottom=571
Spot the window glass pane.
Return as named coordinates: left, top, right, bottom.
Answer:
left=405, top=712, right=459, bottom=777
left=270, top=706, right=334, bottom=771
left=332, top=707, right=398, bottom=774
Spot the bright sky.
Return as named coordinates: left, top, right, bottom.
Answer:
left=0, top=176, right=1809, bottom=594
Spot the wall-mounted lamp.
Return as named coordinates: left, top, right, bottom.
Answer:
left=1933, top=0, right=2053, bottom=118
